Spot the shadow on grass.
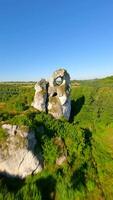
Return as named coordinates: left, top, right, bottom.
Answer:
left=36, top=175, right=56, bottom=200
left=71, top=128, right=92, bottom=190
left=0, top=172, right=25, bottom=193
left=70, top=96, right=85, bottom=122
left=71, top=162, right=87, bottom=190
left=82, top=127, right=92, bottom=147
left=0, top=173, right=56, bottom=200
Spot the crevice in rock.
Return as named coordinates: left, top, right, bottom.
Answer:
left=32, top=162, right=41, bottom=175
left=18, top=152, right=27, bottom=170
left=45, top=82, right=49, bottom=114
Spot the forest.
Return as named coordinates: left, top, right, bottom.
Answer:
left=0, top=76, right=113, bottom=200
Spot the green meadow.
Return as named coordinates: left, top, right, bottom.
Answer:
left=0, top=76, right=113, bottom=200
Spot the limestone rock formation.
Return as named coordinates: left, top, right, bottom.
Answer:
left=0, top=124, right=42, bottom=178
left=32, top=69, right=71, bottom=120
left=48, top=69, right=71, bottom=120
left=31, top=79, right=48, bottom=112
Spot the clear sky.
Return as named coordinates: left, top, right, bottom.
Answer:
left=0, top=0, right=113, bottom=81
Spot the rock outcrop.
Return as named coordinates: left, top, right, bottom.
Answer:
left=32, top=69, right=71, bottom=120
left=0, top=124, right=42, bottom=178
left=31, top=79, right=48, bottom=112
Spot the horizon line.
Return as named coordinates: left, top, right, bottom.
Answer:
left=0, top=74, right=113, bottom=83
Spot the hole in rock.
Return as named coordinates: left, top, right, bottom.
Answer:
left=52, top=92, right=57, bottom=97
left=55, top=76, right=63, bottom=86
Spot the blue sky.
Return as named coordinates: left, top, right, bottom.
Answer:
left=0, top=0, right=113, bottom=81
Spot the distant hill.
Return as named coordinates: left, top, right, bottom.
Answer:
left=71, top=75, right=113, bottom=87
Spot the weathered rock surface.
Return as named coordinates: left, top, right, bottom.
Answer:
left=0, top=124, right=42, bottom=178
left=48, top=69, right=71, bottom=120
left=31, top=79, right=48, bottom=112
left=32, top=69, right=71, bottom=120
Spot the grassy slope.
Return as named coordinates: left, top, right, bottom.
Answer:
left=71, top=78, right=113, bottom=199
left=0, top=77, right=113, bottom=199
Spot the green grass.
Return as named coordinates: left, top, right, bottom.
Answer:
left=0, top=77, right=113, bottom=199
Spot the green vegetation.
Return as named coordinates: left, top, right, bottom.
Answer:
left=0, top=78, right=113, bottom=200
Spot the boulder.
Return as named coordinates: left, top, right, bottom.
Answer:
left=0, top=124, right=42, bottom=178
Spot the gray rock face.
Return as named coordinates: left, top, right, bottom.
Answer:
left=48, top=69, right=71, bottom=120
left=0, top=124, right=42, bottom=178
left=32, top=69, right=71, bottom=120
left=31, top=79, right=48, bottom=112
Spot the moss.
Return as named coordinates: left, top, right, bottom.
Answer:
left=20, top=125, right=29, bottom=132
left=0, top=127, right=7, bottom=141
